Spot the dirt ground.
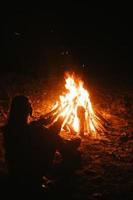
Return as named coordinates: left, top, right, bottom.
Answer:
left=0, top=72, right=133, bottom=199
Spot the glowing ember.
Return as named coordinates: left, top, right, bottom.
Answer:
left=47, top=73, right=105, bottom=138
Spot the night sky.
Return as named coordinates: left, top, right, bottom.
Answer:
left=3, top=4, right=133, bottom=84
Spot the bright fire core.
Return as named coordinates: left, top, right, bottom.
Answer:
left=49, top=73, right=104, bottom=137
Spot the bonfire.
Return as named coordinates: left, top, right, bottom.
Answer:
left=43, top=73, right=105, bottom=138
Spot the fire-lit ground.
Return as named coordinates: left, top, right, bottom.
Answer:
left=0, top=72, right=133, bottom=199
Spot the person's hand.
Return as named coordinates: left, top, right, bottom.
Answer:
left=38, top=115, right=54, bottom=125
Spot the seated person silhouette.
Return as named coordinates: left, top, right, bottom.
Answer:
left=3, top=95, right=81, bottom=194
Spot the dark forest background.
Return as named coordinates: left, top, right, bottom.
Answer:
left=2, top=4, right=133, bottom=86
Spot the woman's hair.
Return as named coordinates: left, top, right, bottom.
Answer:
left=7, top=95, right=32, bottom=126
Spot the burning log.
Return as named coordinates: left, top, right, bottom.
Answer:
left=77, top=106, right=85, bottom=137
left=40, top=73, right=107, bottom=138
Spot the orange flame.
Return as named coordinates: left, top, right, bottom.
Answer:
left=49, top=73, right=104, bottom=137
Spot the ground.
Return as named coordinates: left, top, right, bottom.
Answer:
left=0, top=72, right=133, bottom=199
